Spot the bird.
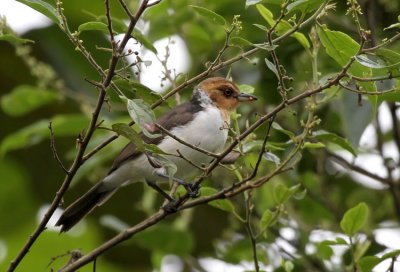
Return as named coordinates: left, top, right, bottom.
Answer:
left=55, top=77, right=257, bottom=232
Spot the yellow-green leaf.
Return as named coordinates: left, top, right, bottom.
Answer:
left=1, top=85, right=58, bottom=116
left=201, top=187, right=235, bottom=212
left=78, top=22, right=109, bottom=33
left=190, top=5, right=226, bottom=26
left=340, top=202, right=369, bottom=236
left=16, top=0, right=61, bottom=25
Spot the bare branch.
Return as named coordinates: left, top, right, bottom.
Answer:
left=48, top=122, right=69, bottom=174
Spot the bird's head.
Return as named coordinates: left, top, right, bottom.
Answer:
left=193, top=77, right=257, bottom=112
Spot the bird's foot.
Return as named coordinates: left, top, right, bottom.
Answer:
left=162, top=199, right=178, bottom=213
left=183, top=183, right=201, bottom=198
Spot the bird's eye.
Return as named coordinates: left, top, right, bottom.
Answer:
left=223, top=88, right=233, bottom=97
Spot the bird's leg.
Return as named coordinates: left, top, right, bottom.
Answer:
left=145, top=179, right=175, bottom=202
left=155, top=173, right=200, bottom=198
left=145, top=179, right=179, bottom=213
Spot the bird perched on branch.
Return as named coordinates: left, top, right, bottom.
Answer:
left=56, top=77, right=257, bottom=232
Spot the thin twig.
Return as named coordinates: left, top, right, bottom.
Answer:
left=328, top=151, right=391, bottom=185
left=176, top=149, right=206, bottom=171
left=155, top=124, right=220, bottom=158
left=242, top=115, right=276, bottom=183
left=338, top=81, right=399, bottom=95
left=245, top=191, right=260, bottom=272
left=49, top=122, right=69, bottom=174
left=105, top=0, right=115, bottom=47
left=361, top=32, right=400, bottom=53
left=266, top=1, right=291, bottom=102
left=346, top=73, right=399, bottom=82
left=118, top=0, right=133, bottom=19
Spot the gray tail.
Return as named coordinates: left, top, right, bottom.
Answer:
left=55, top=182, right=115, bottom=232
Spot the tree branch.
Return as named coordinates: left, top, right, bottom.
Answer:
left=6, top=1, right=160, bottom=271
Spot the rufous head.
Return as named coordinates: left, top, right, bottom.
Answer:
left=193, top=77, right=257, bottom=111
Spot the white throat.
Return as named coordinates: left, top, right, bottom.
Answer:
left=193, top=89, right=214, bottom=108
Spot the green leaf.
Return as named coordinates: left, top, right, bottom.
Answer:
left=381, top=249, right=400, bottom=260
left=292, top=32, right=310, bottom=49
left=121, top=97, right=158, bottom=138
left=78, top=22, right=109, bottom=33
left=112, top=123, right=145, bottom=152
left=263, top=152, right=281, bottom=165
left=313, top=130, right=357, bottom=156
left=114, top=79, right=161, bottom=104
left=230, top=37, right=253, bottom=47
left=256, top=4, right=310, bottom=48
left=0, top=114, right=89, bottom=156
left=355, top=54, right=393, bottom=69
left=316, top=242, right=334, bottom=260
left=285, top=152, right=302, bottom=169
left=274, top=183, right=290, bottom=204
left=284, top=261, right=294, bottom=272
left=253, top=23, right=269, bottom=32
left=0, top=34, right=34, bottom=45
left=201, top=187, right=235, bottom=212
left=286, top=0, right=324, bottom=14
left=114, top=79, right=160, bottom=103
left=303, top=142, right=325, bottom=149
left=265, top=58, right=279, bottom=78
left=341, top=91, right=373, bottom=148
left=190, top=5, right=226, bottom=26
left=340, top=202, right=369, bottom=236
left=239, top=84, right=255, bottom=94
left=317, top=25, right=360, bottom=66
left=1, top=85, right=58, bottom=117
left=375, top=48, right=400, bottom=70
left=145, top=144, right=168, bottom=155
left=134, top=224, right=194, bottom=255
left=133, top=30, right=158, bottom=54
left=384, top=22, right=400, bottom=30
left=272, top=122, right=295, bottom=138
left=148, top=153, right=177, bottom=182
left=260, top=209, right=276, bottom=231
left=256, top=4, right=275, bottom=26
left=16, top=0, right=61, bottom=25
left=126, top=98, right=155, bottom=125
left=335, top=237, right=348, bottom=245
left=358, top=256, right=381, bottom=272
left=246, top=0, right=263, bottom=8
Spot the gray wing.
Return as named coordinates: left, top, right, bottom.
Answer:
left=108, top=101, right=203, bottom=173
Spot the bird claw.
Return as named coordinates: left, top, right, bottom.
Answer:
left=184, top=183, right=201, bottom=198
left=162, top=199, right=178, bottom=213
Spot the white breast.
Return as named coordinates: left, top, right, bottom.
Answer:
left=101, top=105, right=229, bottom=189
left=158, top=105, right=228, bottom=176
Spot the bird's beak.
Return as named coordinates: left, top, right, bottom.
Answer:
left=236, top=93, right=258, bottom=102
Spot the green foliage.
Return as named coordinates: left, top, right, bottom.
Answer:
left=1, top=85, right=59, bottom=116
left=78, top=22, right=109, bottom=34
left=190, top=5, right=227, bottom=26
left=201, top=187, right=235, bottom=212
left=340, top=202, right=369, bottom=236
left=16, top=0, right=62, bottom=25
